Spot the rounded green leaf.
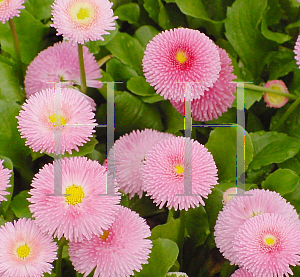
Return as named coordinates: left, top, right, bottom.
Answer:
left=127, top=76, right=156, bottom=96
left=115, top=3, right=140, bottom=24
left=11, top=191, right=33, bottom=219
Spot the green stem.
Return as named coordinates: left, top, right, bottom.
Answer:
left=9, top=18, right=23, bottom=85
left=244, top=83, right=298, bottom=100
left=273, top=95, right=300, bottom=131
left=179, top=209, right=186, bottom=271
left=55, top=237, right=66, bottom=277
left=78, top=43, right=87, bottom=94
left=97, top=54, right=113, bottom=67
left=167, top=208, right=175, bottom=222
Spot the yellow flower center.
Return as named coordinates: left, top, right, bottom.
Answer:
left=176, top=51, right=187, bottom=64
left=100, top=230, right=110, bottom=242
left=70, top=2, right=95, bottom=24
left=16, top=244, right=30, bottom=259
left=49, top=114, right=67, bottom=127
left=250, top=211, right=261, bottom=218
left=266, top=84, right=286, bottom=106
left=263, top=235, right=276, bottom=246
left=174, top=165, right=184, bottom=174
left=65, top=185, right=85, bottom=205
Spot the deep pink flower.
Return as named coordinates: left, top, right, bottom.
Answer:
left=214, top=189, right=300, bottom=264
left=230, top=268, right=255, bottom=277
left=107, top=129, right=174, bottom=198
left=0, top=0, right=24, bottom=24
left=51, top=0, right=117, bottom=44
left=171, top=47, right=236, bottom=122
left=142, top=136, right=218, bottom=210
left=0, top=218, right=57, bottom=277
left=0, top=159, right=11, bottom=202
left=142, top=28, right=221, bottom=102
left=233, top=213, right=300, bottom=277
left=68, top=206, right=152, bottom=277
left=263, top=80, right=289, bottom=108
left=17, top=87, right=97, bottom=155
left=28, top=157, right=121, bottom=242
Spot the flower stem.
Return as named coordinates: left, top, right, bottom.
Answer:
left=273, top=95, right=300, bottom=131
left=55, top=237, right=66, bottom=277
left=179, top=209, right=186, bottom=271
left=9, top=18, right=23, bottom=85
left=244, top=83, right=297, bottom=100
left=98, top=54, right=113, bottom=67
left=78, top=43, right=87, bottom=94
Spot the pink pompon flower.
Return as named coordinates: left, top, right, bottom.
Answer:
left=24, top=41, right=101, bottom=103
left=142, top=136, right=218, bottom=211
left=0, top=218, right=57, bottom=277
left=142, top=28, right=221, bottom=102
left=233, top=213, right=300, bottom=277
left=107, top=129, right=174, bottom=198
left=294, top=35, right=300, bottom=68
left=263, top=80, right=289, bottom=108
left=0, top=0, right=25, bottom=24
left=0, top=159, right=11, bottom=202
left=171, top=47, right=237, bottom=122
left=230, top=268, right=255, bottom=277
left=51, top=0, right=117, bottom=44
left=17, top=87, right=97, bottom=155
left=28, top=157, right=121, bottom=242
left=214, top=189, right=300, bottom=265
left=68, top=206, right=152, bottom=277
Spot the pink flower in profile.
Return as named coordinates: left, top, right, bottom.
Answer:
left=107, top=129, right=174, bottom=198
left=142, top=136, right=218, bottom=211
left=263, top=80, right=289, bottom=108
left=142, top=28, right=221, bottom=102
left=171, top=47, right=236, bottom=122
left=24, top=41, right=101, bottom=102
left=0, top=159, right=11, bottom=202
left=68, top=206, right=152, bottom=277
left=0, top=218, right=57, bottom=277
left=230, top=268, right=255, bottom=277
left=17, top=87, right=97, bottom=155
left=0, top=0, right=25, bottom=24
left=28, top=157, right=121, bottom=242
left=51, top=0, right=117, bottom=44
left=214, top=189, right=300, bottom=264
left=294, top=35, right=300, bottom=67
left=233, top=213, right=300, bottom=277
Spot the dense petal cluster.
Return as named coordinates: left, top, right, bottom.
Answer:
left=0, top=218, right=57, bottom=277
left=28, top=157, right=121, bottom=242
left=171, top=47, right=236, bottom=122
left=294, top=35, right=300, bottom=68
left=230, top=268, right=255, bottom=277
left=143, top=28, right=221, bottom=102
left=0, top=159, right=11, bottom=202
left=0, top=0, right=25, bottom=24
left=51, top=0, right=117, bottom=44
left=263, top=80, right=289, bottom=108
left=69, top=206, right=152, bottom=277
left=17, top=87, right=97, bottom=155
left=142, top=136, right=218, bottom=210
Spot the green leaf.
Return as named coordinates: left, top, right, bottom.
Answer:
left=245, top=89, right=263, bottom=109
left=0, top=62, right=23, bottom=102
left=141, top=94, right=165, bottom=103
left=159, top=101, right=184, bottom=134
left=105, top=32, right=144, bottom=75
left=24, top=0, right=53, bottom=20
left=249, top=131, right=300, bottom=170
left=127, top=76, right=156, bottom=96
left=0, top=156, right=14, bottom=213
left=205, top=126, right=254, bottom=182
left=134, top=25, right=159, bottom=48
left=284, top=183, right=300, bottom=214
left=261, top=17, right=291, bottom=44
left=277, top=152, right=300, bottom=175
left=134, top=238, right=179, bottom=277
left=115, top=3, right=140, bottom=24
left=106, top=58, right=138, bottom=82
left=10, top=191, right=33, bottom=219
left=261, top=168, right=299, bottom=195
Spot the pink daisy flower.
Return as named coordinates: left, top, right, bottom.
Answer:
left=214, top=189, right=300, bottom=264
left=24, top=41, right=101, bottom=103
left=68, top=206, right=152, bottom=277
left=233, top=213, right=300, bottom=277
left=170, top=47, right=237, bottom=122
left=263, top=80, right=289, bottom=108
left=0, top=218, right=57, bottom=277
left=51, top=0, right=117, bottom=44
left=17, top=87, right=97, bottom=155
left=107, top=129, right=174, bottom=198
left=0, top=0, right=25, bottom=24
left=0, top=159, right=12, bottom=202
left=230, top=268, right=255, bottom=277
left=142, top=28, right=221, bottom=102
left=294, top=35, right=300, bottom=68
left=28, top=157, right=121, bottom=242
left=142, top=136, right=218, bottom=211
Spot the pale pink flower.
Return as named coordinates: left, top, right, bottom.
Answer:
left=142, top=28, right=221, bottom=102
left=17, top=87, right=97, bottom=155
left=0, top=159, right=11, bottom=202
left=28, top=157, right=121, bottom=242
left=230, top=268, right=255, bottom=277
left=263, top=80, right=289, bottom=108
left=68, top=206, right=152, bottom=277
left=294, top=35, right=300, bottom=68
left=0, top=0, right=24, bottom=24
left=51, top=0, right=117, bottom=44
left=0, top=218, right=57, bottom=277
